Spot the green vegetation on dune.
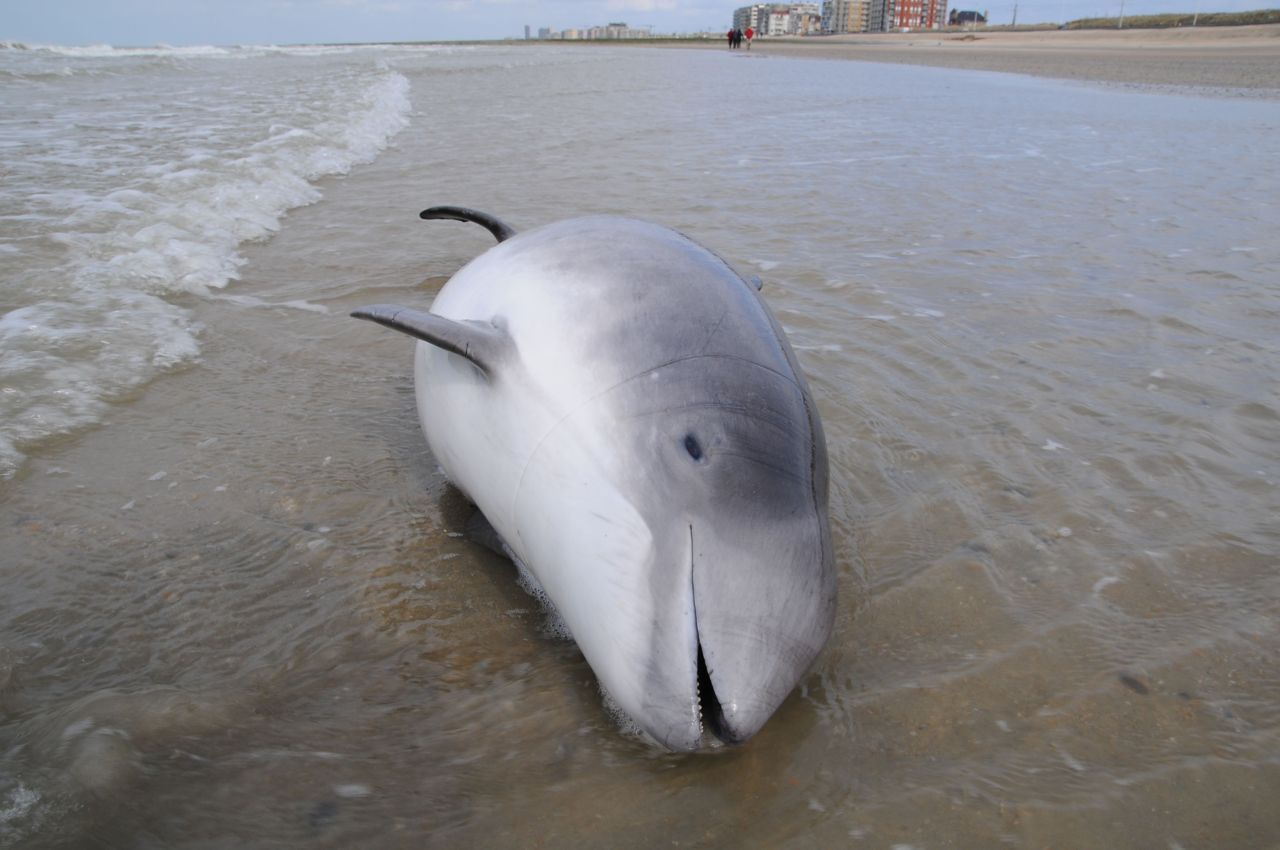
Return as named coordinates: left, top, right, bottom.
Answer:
left=1065, top=9, right=1280, bottom=29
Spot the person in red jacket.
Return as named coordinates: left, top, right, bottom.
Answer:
left=745, top=26, right=754, bottom=49
left=727, top=27, right=735, bottom=48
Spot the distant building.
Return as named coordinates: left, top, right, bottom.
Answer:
left=733, top=3, right=819, bottom=36
left=733, top=4, right=771, bottom=33
left=536, top=21, right=650, bottom=39
left=603, top=22, right=647, bottom=38
left=767, top=7, right=790, bottom=34
left=868, top=0, right=946, bottom=31
left=524, top=25, right=531, bottom=39
left=790, top=3, right=823, bottom=33
left=822, top=0, right=870, bottom=32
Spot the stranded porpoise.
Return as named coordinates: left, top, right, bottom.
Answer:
left=353, top=206, right=835, bottom=750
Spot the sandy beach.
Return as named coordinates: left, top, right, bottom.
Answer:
left=4, top=41, right=1280, bottom=848
left=658, top=24, right=1280, bottom=94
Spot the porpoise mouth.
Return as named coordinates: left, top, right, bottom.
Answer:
left=691, top=524, right=739, bottom=746
left=696, top=639, right=738, bottom=744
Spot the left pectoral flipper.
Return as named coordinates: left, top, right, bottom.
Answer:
left=351, top=304, right=509, bottom=376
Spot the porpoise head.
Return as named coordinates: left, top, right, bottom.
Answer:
left=512, top=351, right=835, bottom=751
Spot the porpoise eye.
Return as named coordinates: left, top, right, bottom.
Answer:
left=684, top=434, right=703, bottom=461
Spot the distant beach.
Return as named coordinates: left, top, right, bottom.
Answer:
left=648, top=24, right=1280, bottom=94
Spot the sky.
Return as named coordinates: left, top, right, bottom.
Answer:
left=3, top=0, right=1271, bottom=46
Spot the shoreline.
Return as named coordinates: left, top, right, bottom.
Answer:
left=637, top=25, right=1280, bottom=95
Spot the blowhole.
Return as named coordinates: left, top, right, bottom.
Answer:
left=684, top=434, right=703, bottom=461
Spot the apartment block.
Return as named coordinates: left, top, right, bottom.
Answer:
left=821, top=0, right=870, bottom=33
left=868, top=0, right=947, bottom=31
left=733, top=4, right=770, bottom=33
left=734, top=3, right=822, bottom=36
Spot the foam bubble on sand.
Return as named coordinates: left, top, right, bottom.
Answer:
left=0, top=782, right=41, bottom=832
left=209, top=293, right=331, bottom=314
left=1092, top=576, right=1121, bottom=593
left=334, top=783, right=372, bottom=798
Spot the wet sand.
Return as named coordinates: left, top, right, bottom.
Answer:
left=658, top=25, right=1280, bottom=94
left=5, top=43, right=1280, bottom=848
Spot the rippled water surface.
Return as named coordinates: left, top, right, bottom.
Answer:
left=2, top=44, right=1278, bottom=848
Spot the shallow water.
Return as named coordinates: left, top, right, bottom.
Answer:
left=2, top=44, right=1278, bottom=848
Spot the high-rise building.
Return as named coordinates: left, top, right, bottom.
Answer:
left=765, top=6, right=792, bottom=35
left=868, top=0, right=946, bottom=31
left=733, top=4, right=771, bottom=33
left=821, top=0, right=869, bottom=33
left=735, top=3, right=826, bottom=36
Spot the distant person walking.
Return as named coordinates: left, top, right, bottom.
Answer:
left=734, top=28, right=744, bottom=48
left=727, top=27, right=735, bottom=49
left=745, top=27, right=754, bottom=49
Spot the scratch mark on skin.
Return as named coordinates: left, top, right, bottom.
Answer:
left=700, top=308, right=729, bottom=355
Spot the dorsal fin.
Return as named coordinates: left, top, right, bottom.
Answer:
left=351, top=304, right=508, bottom=375
left=419, top=206, right=517, bottom=243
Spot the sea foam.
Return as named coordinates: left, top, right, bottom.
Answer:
left=0, top=48, right=412, bottom=477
